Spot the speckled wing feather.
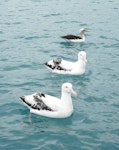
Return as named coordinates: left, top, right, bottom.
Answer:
left=20, top=93, right=53, bottom=111
left=44, top=58, right=72, bottom=73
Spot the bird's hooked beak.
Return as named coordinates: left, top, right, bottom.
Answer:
left=70, top=88, right=77, bottom=96
left=82, top=55, right=87, bottom=63
left=84, top=57, right=87, bottom=63
left=85, top=29, right=90, bottom=32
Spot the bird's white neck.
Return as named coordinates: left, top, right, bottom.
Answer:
left=82, top=36, right=85, bottom=41
left=74, top=59, right=86, bottom=74
left=78, top=59, right=86, bottom=67
left=79, top=31, right=85, bottom=38
left=61, top=92, right=73, bottom=108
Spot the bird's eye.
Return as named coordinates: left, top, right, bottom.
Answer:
left=65, top=86, right=68, bottom=88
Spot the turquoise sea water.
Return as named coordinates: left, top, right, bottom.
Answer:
left=0, top=0, right=119, bottom=149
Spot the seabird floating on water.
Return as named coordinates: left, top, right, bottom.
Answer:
left=44, top=51, right=87, bottom=75
left=20, top=83, right=77, bottom=118
left=61, top=28, right=88, bottom=42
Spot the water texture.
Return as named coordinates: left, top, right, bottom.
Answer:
left=0, top=0, right=119, bottom=150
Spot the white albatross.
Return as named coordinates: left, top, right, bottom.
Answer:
left=20, top=83, right=77, bottom=118
left=61, top=28, right=88, bottom=42
left=44, top=51, right=87, bottom=75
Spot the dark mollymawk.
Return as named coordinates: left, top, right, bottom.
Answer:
left=61, top=28, right=88, bottom=42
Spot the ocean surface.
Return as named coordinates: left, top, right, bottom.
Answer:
left=0, top=0, right=119, bottom=149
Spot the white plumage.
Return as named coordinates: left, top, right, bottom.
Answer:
left=20, top=83, right=77, bottom=118
left=44, top=51, right=87, bottom=75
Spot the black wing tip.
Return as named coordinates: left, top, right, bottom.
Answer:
left=61, top=36, right=67, bottom=39
left=44, top=62, right=48, bottom=66
left=20, top=96, right=25, bottom=101
left=44, top=62, right=55, bottom=70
